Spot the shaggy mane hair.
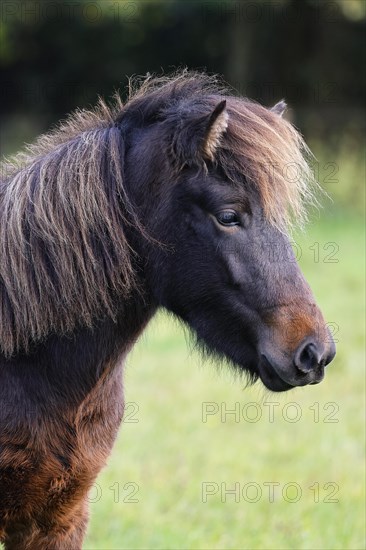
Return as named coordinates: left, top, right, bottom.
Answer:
left=0, top=71, right=315, bottom=357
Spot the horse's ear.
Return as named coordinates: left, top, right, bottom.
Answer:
left=202, top=100, right=228, bottom=160
left=271, top=100, right=287, bottom=117
left=172, top=99, right=228, bottom=166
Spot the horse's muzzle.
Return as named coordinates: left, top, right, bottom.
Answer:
left=258, top=333, right=336, bottom=392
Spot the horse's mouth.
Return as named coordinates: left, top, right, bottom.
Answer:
left=258, top=355, right=325, bottom=392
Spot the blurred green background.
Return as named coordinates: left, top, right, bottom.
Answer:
left=0, top=1, right=365, bottom=549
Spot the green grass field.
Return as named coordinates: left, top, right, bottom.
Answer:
left=84, top=214, right=365, bottom=550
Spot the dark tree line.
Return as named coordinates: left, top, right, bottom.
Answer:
left=0, top=0, right=365, bottom=153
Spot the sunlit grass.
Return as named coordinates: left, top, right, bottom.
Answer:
left=85, top=215, right=365, bottom=550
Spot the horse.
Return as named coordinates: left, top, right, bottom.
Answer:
left=0, top=72, right=336, bottom=549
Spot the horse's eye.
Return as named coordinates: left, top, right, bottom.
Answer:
left=215, top=210, right=240, bottom=227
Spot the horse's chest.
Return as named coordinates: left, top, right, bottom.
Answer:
left=0, top=361, right=124, bottom=537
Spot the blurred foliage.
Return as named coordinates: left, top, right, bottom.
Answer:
left=0, top=0, right=365, bottom=213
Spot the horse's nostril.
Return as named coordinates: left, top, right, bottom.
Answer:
left=294, top=342, right=321, bottom=373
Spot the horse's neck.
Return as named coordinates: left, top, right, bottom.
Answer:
left=55, top=297, right=156, bottom=402
left=1, top=294, right=157, bottom=414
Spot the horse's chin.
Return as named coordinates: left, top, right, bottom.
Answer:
left=257, top=356, right=295, bottom=392
left=193, top=332, right=323, bottom=393
left=258, top=355, right=325, bottom=392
